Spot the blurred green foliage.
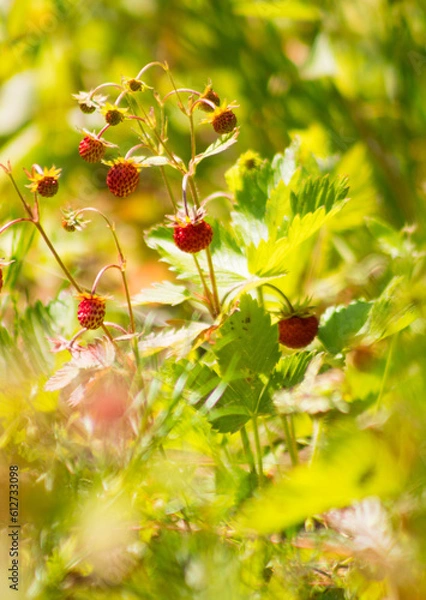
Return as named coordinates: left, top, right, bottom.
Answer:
left=0, top=1, right=426, bottom=599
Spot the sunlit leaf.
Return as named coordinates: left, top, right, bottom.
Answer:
left=318, top=301, right=373, bottom=355
left=215, top=294, right=280, bottom=376
left=138, top=322, right=209, bottom=358
left=237, top=430, right=402, bottom=534
left=193, top=130, right=239, bottom=166
left=132, top=281, right=191, bottom=306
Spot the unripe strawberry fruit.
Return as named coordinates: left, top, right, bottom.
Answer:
left=173, top=220, right=213, bottom=253
left=199, top=86, right=221, bottom=112
left=80, top=103, right=96, bottom=114
left=212, top=109, right=237, bottom=134
left=105, top=109, right=125, bottom=126
left=79, top=136, right=105, bottom=163
left=37, top=176, right=59, bottom=197
left=77, top=293, right=106, bottom=330
left=278, top=315, right=319, bottom=349
left=106, top=159, right=140, bottom=197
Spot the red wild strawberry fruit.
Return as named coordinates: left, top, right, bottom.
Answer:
left=106, top=158, right=140, bottom=197
left=278, top=315, right=319, bottom=349
left=172, top=208, right=213, bottom=254
left=174, top=221, right=213, bottom=253
left=79, top=136, right=105, bottom=163
left=212, top=108, right=237, bottom=134
left=77, top=293, right=106, bottom=330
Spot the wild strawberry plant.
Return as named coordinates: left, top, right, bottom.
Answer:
left=0, top=61, right=424, bottom=599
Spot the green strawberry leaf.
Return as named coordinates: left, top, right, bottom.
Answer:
left=132, top=281, right=191, bottom=306
left=290, top=174, right=349, bottom=218
left=271, top=351, right=316, bottom=389
left=248, top=202, right=347, bottom=276
left=225, top=150, right=272, bottom=219
left=270, top=140, right=299, bottom=188
left=192, top=130, right=239, bottom=167
left=363, top=276, right=420, bottom=343
left=138, top=322, right=209, bottom=359
left=215, top=294, right=280, bottom=376
left=318, top=301, right=373, bottom=355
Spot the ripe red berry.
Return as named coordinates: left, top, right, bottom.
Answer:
left=278, top=315, right=319, bottom=349
left=173, top=220, right=213, bottom=253
left=77, top=294, right=106, bottom=330
left=212, top=109, right=237, bottom=134
left=106, top=160, right=140, bottom=197
left=79, top=136, right=105, bottom=163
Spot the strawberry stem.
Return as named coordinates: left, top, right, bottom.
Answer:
left=192, top=254, right=216, bottom=318
left=0, top=218, right=33, bottom=236
left=281, top=415, right=299, bottom=467
left=310, top=417, right=323, bottom=465
left=252, top=416, right=264, bottom=486
left=182, top=174, right=190, bottom=218
left=75, top=207, right=136, bottom=334
left=205, top=247, right=221, bottom=317
left=240, top=426, right=257, bottom=477
left=135, top=60, right=168, bottom=80
left=91, top=263, right=121, bottom=295
left=261, top=283, right=294, bottom=313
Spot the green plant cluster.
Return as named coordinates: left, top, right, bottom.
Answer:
left=0, top=70, right=425, bottom=596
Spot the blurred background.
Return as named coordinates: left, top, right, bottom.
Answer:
left=0, top=0, right=425, bottom=299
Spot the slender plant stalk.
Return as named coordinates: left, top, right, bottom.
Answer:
left=192, top=254, right=215, bottom=317
left=189, top=111, right=197, bottom=163
left=376, top=332, right=397, bottom=412
left=310, top=417, right=323, bottom=465
left=281, top=415, right=298, bottom=467
left=205, top=247, right=221, bottom=316
left=240, top=426, right=256, bottom=476
left=75, top=208, right=136, bottom=333
left=252, top=416, right=264, bottom=485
